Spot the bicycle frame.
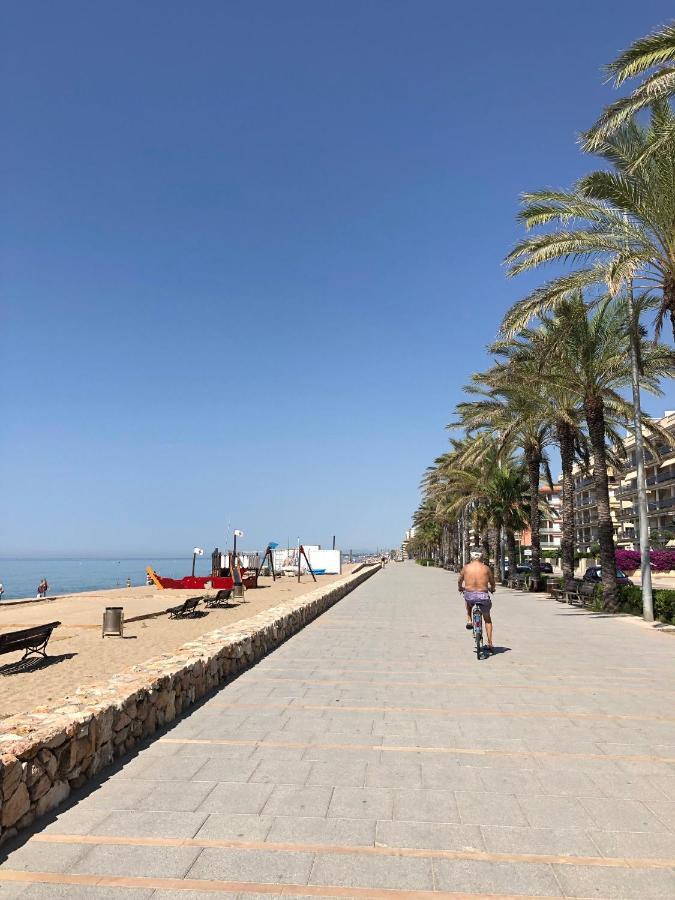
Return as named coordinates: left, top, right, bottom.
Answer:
left=471, top=603, right=483, bottom=660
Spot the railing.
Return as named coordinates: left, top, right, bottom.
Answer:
left=646, top=470, right=675, bottom=486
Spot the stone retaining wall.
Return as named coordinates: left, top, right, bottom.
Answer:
left=0, top=564, right=379, bottom=845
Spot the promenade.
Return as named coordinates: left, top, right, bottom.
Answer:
left=2, top=562, right=675, bottom=898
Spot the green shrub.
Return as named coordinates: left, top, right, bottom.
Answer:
left=596, top=584, right=675, bottom=624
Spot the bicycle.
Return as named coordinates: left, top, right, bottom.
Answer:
left=471, top=602, right=484, bottom=660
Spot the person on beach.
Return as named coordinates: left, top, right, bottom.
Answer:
left=457, top=550, right=496, bottom=651
left=0, top=582, right=4, bottom=601
left=37, top=578, right=49, bottom=598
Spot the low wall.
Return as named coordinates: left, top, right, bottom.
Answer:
left=0, top=564, right=380, bottom=845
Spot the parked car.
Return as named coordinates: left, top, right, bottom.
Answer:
left=511, top=562, right=553, bottom=575
left=582, top=566, right=633, bottom=586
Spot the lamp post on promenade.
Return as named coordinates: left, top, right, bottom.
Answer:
left=627, top=280, right=654, bottom=621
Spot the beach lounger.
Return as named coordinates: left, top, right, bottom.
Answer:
left=204, top=589, right=233, bottom=608
left=0, top=621, right=61, bottom=662
left=166, top=597, right=202, bottom=618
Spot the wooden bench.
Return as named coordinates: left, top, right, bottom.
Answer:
left=507, top=574, right=526, bottom=590
left=204, top=589, right=233, bottom=609
left=166, top=597, right=202, bottom=619
left=575, top=582, right=597, bottom=608
left=0, top=622, right=61, bottom=662
left=561, top=579, right=584, bottom=604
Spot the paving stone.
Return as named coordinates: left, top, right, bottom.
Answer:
left=392, top=788, right=460, bottom=823
left=71, top=843, right=201, bottom=878
left=187, top=847, right=314, bottom=884
left=644, top=799, right=675, bottom=829
left=305, top=761, right=367, bottom=787
left=364, top=762, right=422, bottom=788
left=552, top=862, right=675, bottom=898
left=189, top=758, right=261, bottom=783
left=135, top=780, right=217, bottom=812
left=193, top=813, right=273, bottom=841
left=116, top=756, right=209, bottom=782
left=580, top=797, right=670, bottom=832
left=85, top=780, right=156, bottom=809
left=16, top=886, right=153, bottom=899
left=309, top=851, right=434, bottom=890
left=261, top=785, right=333, bottom=817
left=480, top=825, right=600, bottom=857
left=518, top=795, right=595, bottom=829
left=327, top=787, right=394, bottom=820
left=40, top=807, right=111, bottom=836
left=92, top=810, right=208, bottom=838
left=266, top=815, right=375, bottom=847
left=455, top=790, right=529, bottom=827
left=196, top=781, right=274, bottom=815
left=433, top=857, right=562, bottom=896
left=376, top=820, right=484, bottom=851
left=0, top=840, right=90, bottom=873
left=247, top=760, right=313, bottom=785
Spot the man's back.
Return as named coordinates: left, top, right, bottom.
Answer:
left=459, top=560, right=494, bottom=592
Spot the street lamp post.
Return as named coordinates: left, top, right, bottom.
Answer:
left=627, top=281, right=654, bottom=621
left=191, top=547, right=204, bottom=578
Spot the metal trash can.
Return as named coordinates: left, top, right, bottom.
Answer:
left=232, top=584, right=245, bottom=601
left=102, top=606, right=124, bottom=638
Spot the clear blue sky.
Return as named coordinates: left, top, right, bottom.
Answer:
left=3, top=1, right=674, bottom=557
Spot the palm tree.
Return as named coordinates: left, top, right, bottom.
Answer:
left=454, top=384, right=553, bottom=585
left=486, top=340, right=588, bottom=581
left=528, top=296, right=673, bottom=609
left=585, top=22, right=675, bottom=154
left=503, top=104, right=675, bottom=341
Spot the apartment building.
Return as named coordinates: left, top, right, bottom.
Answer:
left=615, top=411, right=675, bottom=546
left=519, top=482, right=563, bottom=551
left=572, top=411, right=675, bottom=550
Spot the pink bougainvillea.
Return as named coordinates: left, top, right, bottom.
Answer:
left=615, top=549, right=675, bottom=572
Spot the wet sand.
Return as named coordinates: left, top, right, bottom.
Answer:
left=0, top=569, right=355, bottom=719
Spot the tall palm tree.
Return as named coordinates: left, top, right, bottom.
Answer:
left=454, top=384, right=553, bottom=585
left=528, top=296, right=673, bottom=609
left=486, top=341, right=589, bottom=580
left=503, top=104, right=675, bottom=341
left=585, top=22, right=675, bottom=154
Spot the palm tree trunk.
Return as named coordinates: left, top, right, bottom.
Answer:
left=481, top=530, right=490, bottom=561
left=557, top=420, right=576, bottom=579
left=506, top=529, right=517, bottom=576
left=584, top=396, right=619, bottom=610
left=462, top=506, right=470, bottom=564
left=525, top=445, right=542, bottom=583
left=490, top=526, right=502, bottom=582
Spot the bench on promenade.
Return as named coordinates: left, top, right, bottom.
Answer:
left=549, top=578, right=577, bottom=602
left=204, top=589, right=233, bottom=609
left=507, top=573, right=526, bottom=590
left=166, top=597, right=202, bottom=619
left=574, top=582, right=597, bottom=608
left=0, top=621, right=61, bottom=663
left=561, top=579, right=584, bottom=604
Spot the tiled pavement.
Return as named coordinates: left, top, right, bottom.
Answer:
left=2, top=562, right=675, bottom=898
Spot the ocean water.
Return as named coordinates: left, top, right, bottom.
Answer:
left=0, top=558, right=215, bottom=601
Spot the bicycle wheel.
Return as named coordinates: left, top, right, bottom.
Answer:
left=475, top=630, right=482, bottom=660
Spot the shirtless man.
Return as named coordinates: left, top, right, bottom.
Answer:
left=457, top=550, right=496, bottom=651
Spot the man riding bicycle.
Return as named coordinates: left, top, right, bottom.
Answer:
left=457, top=549, right=496, bottom=652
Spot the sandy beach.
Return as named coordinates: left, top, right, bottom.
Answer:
left=0, top=569, right=356, bottom=718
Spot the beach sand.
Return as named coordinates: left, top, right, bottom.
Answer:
left=0, top=569, right=355, bottom=718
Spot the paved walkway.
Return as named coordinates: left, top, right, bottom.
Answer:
left=2, top=562, right=675, bottom=899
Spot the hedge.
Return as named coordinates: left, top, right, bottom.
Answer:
left=595, top=584, right=675, bottom=624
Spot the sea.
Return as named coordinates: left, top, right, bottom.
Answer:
left=0, top=558, right=215, bottom=601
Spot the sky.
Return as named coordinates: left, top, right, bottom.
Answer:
left=3, top=0, right=675, bottom=557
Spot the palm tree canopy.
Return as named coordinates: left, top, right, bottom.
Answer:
left=585, top=22, right=675, bottom=150
left=503, top=105, right=675, bottom=340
